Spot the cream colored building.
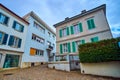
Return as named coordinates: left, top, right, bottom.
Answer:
left=53, top=4, right=112, bottom=70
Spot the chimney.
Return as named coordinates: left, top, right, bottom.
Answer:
left=81, top=10, right=86, bottom=14
left=65, top=17, right=69, bottom=20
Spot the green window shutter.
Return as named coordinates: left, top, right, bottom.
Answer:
left=2, top=33, right=8, bottom=45
left=67, top=42, right=71, bottom=53
left=78, top=23, right=83, bottom=32
left=18, top=39, right=22, bottom=48
left=70, top=25, right=74, bottom=34
left=87, top=20, right=91, bottom=30
left=91, top=37, right=99, bottom=42
left=59, top=29, right=62, bottom=38
left=66, top=27, right=69, bottom=35
left=91, top=19, right=95, bottom=28
left=72, top=41, right=76, bottom=52
left=60, top=44, right=63, bottom=54
left=81, top=39, right=85, bottom=44
left=8, top=35, right=14, bottom=46
left=12, top=21, right=16, bottom=29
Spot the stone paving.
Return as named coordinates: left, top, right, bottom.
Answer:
left=0, top=65, right=119, bottom=80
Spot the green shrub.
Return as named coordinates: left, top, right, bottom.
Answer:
left=78, top=38, right=120, bottom=63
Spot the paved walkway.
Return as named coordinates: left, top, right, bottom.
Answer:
left=0, top=65, right=119, bottom=80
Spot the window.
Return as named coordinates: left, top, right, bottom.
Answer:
left=30, top=48, right=44, bottom=56
left=32, top=34, right=44, bottom=44
left=8, top=36, right=22, bottom=48
left=60, top=42, right=71, bottom=54
left=34, top=22, right=45, bottom=33
left=36, top=50, right=44, bottom=56
left=73, top=24, right=79, bottom=34
left=0, top=13, right=9, bottom=25
left=63, top=43, right=68, bottom=53
left=0, top=31, right=8, bottom=45
left=72, top=39, right=85, bottom=52
left=3, top=54, right=20, bottom=68
left=48, top=32, right=51, bottom=37
left=12, top=21, right=24, bottom=32
left=71, top=23, right=83, bottom=34
left=87, top=18, right=95, bottom=30
left=62, top=28, right=67, bottom=37
left=91, top=37, right=99, bottom=42
left=59, top=27, right=70, bottom=38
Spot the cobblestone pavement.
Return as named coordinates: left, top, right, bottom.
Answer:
left=0, top=65, right=119, bottom=80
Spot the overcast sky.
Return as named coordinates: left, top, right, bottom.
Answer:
left=0, top=0, right=120, bottom=37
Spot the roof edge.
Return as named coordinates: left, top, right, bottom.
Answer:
left=23, top=11, right=56, bottom=35
left=0, top=3, right=29, bottom=25
left=54, top=4, right=106, bottom=28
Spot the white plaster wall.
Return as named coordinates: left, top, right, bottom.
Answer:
left=80, top=61, right=120, bottom=78
left=48, top=62, right=70, bottom=71
left=22, top=16, right=56, bottom=63
left=0, top=8, right=28, bottom=52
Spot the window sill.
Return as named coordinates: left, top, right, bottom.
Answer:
left=13, top=28, right=23, bottom=33
left=0, top=23, right=8, bottom=27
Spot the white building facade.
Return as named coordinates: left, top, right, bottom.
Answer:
left=0, top=4, right=29, bottom=69
left=21, top=12, right=56, bottom=68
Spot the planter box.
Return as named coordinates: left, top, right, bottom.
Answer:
left=80, top=61, right=120, bottom=78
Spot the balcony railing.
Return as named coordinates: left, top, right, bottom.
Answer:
left=46, top=45, right=53, bottom=51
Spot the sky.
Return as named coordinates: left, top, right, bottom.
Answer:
left=0, top=0, right=120, bottom=37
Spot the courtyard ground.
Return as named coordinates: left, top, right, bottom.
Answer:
left=0, top=65, right=119, bottom=80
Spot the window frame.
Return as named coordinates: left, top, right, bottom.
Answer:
left=32, top=34, right=45, bottom=44
left=63, top=43, right=68, bottom=53
left=0, top=13, right=9, bottom=26
left=13, top=21, right=24, bottom=32
left=34, top=21, right=45, bottom=33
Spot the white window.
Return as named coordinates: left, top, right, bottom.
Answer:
left=63, top=43, right=68, bottom=53
left=62, top=28, right=67, bottom=37
left=32, top=34, right=44, bottom=44
left=34, top=22, right=45, bottom=33
left=36, top=50, right=44, bottom=56
left=73, top=24, right=79, bottom=34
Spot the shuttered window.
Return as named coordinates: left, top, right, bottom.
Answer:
left=91, top=37, right=99, bottom=42
left=87, top=18, right=95, bottom=30
left=30, top=48, right=36, bottom=56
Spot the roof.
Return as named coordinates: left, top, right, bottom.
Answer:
left=23, top=11, right=56, bottom=35
left=54, top=4, right=106, bottom=27
left=0, top=3, right=29, bottom=25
